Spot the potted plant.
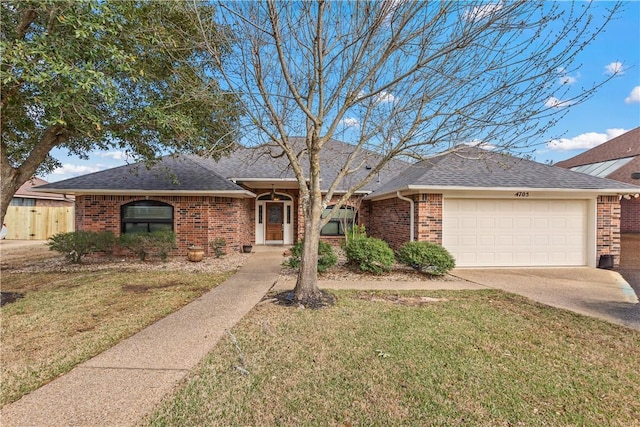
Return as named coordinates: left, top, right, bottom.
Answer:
left=187, top=245, right=205, bottom=262
left=242, top=244, right=253, bottom=253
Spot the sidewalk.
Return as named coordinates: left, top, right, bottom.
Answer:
left=1, top=246, right=285, bottom=427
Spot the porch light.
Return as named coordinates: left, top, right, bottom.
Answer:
left=271, top=185, right=280, bottom=201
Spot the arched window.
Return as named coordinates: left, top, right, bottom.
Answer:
left=320, top=205, right=358, bottom=236
left=121, top=201, right=173, bottom=233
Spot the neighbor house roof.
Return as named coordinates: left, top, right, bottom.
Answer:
left=366, top=146, right=640, bottom=200
left=35, top=155, right=255, bottom=197
left=555, top=127, right=640, bottom=185
left=15, top=177, right=75, bottom=202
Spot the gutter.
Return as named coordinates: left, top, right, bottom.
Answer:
left=396, top=191, right=414, bottom=242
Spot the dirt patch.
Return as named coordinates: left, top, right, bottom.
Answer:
left=121, top=281, right=185, bottom=293
left=0, top=292, right=25, bottom=307
left=357, top=292, right=449, bottom=306
left=268, top=290, right=337, bottom=309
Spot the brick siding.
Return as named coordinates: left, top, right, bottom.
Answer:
left=596, top=195, right=621, bottom=266
left=75, top=195, right=253, bottom=255
left=368, top=196, right=412, bottom=249
left=416, top=194, right=443, bottom=246
left=620, top=197, right=640, bottom=233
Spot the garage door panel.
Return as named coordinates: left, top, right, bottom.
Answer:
left=443, top=198, right=587, bottom=267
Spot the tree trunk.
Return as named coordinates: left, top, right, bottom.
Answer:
left=293, top=141, right=326, bottom=305
left=0, top=124, right=67, bottom=225
left=293, top=192, right=324, bottom=304
left=0, top=167, right=22, bottom=227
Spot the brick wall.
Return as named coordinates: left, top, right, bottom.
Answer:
left=368, top=197, right=412, bottom=249
left=620, top=197, right=640, bottom=233
left=75, top=195, right=253, bottom=254
left=597, top=195, right=621, bottom=266
left=416, top=194, right=443, bottom=245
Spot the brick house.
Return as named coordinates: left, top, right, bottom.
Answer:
left=36, top=140, right=639, bottom=267
left=555, top=127, right=640, bottom=233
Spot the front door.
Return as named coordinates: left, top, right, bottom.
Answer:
left=266, top=202, right=284, bottom=241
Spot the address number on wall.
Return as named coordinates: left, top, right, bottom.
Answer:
left=515, top=192, right=530, bottom=197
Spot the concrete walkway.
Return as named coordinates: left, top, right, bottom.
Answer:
left=1, top=246, right=285, bottom=427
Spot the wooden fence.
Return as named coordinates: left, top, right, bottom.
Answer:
left=3, top=206, right=75, bottom=240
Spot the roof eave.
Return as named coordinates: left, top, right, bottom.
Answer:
left=366, top=185, right=640, bottom=201
left=32, top=188, right=257, bottom=198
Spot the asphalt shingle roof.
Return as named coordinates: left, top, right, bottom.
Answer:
left=36, top=141, right=639, bottom=196
left=36, top=155, right=247, bottom=193
left=368, top=146, right=640, bottom=198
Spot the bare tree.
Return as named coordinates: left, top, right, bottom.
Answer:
left=198, top=0, right=620, bottom=305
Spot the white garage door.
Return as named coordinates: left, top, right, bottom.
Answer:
left=443, top=199, right=587, bottom=267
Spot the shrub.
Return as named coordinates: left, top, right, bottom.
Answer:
left=209, top=237, right=226, bottom=258
left=344, top=235, right=395, bottom=275
left=48, top=231, right=98, bottom=263
left=48, top=231, right=116, bottom=264
left=285, top=240, right=338, bottom=273
left=396, top=241, right=455, bottom=276
left=118, top=231, right=176, bottom=261
left=93, top=231, right=117, bottom=256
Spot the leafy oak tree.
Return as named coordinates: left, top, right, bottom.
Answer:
left=199, top=0, right=620, bottom=306
left=0, top=0, right=240, bottom=223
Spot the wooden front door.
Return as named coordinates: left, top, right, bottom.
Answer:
left=266, top=202, right=284, bottom=241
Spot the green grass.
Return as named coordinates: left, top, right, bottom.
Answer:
left=1, top=269, right=232, bottom=406
left=147, top=290, right=640, bottom=426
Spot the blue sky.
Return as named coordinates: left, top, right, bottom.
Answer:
left=41, top=1, right=640, bottom=182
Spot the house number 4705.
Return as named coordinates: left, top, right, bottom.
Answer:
left=515, top=192, right=529, bottom=197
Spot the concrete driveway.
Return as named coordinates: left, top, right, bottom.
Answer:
left=451, top=267, right=640, bottom=330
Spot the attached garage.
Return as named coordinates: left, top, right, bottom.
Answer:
left=364, top=145, right=639, bottom=268
left=443, top=198, right=589, bottom=267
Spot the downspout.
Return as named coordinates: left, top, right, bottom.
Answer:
left=396, top=191, right=414, bottom=242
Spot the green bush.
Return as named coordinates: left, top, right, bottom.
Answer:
left=209, top=237, right=226, bottom=258
left=93, top=231, right=117, bottom=256
left=118, top=230, right=176, bottom=261
left=396, top=241, right=455, bottom=276
left=344, top=235, right=395, bottom=275
left=285, top=240, right=337, bottom=273
left=48, top=231, right=116, bottom=263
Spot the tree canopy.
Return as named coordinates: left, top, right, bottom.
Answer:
left=203, top=0, right=620, bottom=304
left=0, top=0, right=240, bottom=222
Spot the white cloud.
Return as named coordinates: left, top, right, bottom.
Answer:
left=375, top=91, right=397, bottom=104
left=556, top=67, right=578, bottom=85
left=340, top=117, right=360, bottom=128
left=624, top=86, right=640, bottom=104
left=544, top=96, right=573, bottom=108
left=49, top=163, right=104, bottom=178
left=604, top=61, right=625, bottom=76
left=463, top=139, right=497, bottom=150
left=547, top=128, right=627, bottom=151
left=463, top=2, right=503, bottom=21
left=95, top=151, right=129, bottom=161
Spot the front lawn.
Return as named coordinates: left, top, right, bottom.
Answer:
left=0, top=255, right=246, bottom=406
left=147, top=290, right=640, bottom=426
